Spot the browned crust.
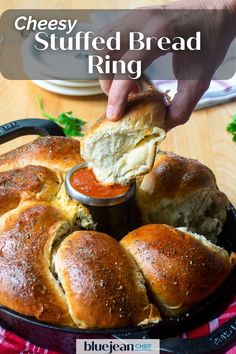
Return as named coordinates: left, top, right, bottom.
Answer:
left=0, top=202, right=73, bottom=326
left=0, top=136, right=84, bottom=172
left=85, top=90, right=167, bottom=138
left=0, top=124, right=232, bottom=328
left=0, top=189, right=21, bottom=218
left=0, top=165, right=61, bottom=216
left=137, top=152, right=218, bottom=201
left=121, top=224, right=235, bottom=315
left=55, top=230, right=159, bottom=328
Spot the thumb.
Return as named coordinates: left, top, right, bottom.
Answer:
left=106, top=79, right=139, bottom=121
left=165, top=80, right=210, bottom=131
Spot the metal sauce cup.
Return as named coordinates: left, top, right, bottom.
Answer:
left=65, top=163, right=138, bottom=240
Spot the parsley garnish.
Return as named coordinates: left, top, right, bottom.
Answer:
left=227, top=115, right=236, bottom=143
left=37, top=95, right=86, bottom=137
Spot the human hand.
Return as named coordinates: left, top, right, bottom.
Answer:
left=99, top=0, right=236, bottom=130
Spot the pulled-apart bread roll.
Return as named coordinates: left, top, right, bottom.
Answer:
left=0, top=202, right=74, bottom=326
left=0, top=136, right=83, bottom=172
left=55, top=231, right=160, bottom=328
left=81, top=91, right=166, bottom=184
left=121, top=224, right=235, bottom=316
left=136, top=152, right=229, bottom=242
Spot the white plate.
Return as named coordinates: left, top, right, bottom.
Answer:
left=32, top=80, right=103, bottom=96
left=23, top=60, right=100, bottom=87
left=21, top=23, right=98, bottom=81
left=45, top=79, right=100, bottom=88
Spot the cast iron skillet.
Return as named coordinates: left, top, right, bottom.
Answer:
left=0, top=119, right=235, bottom=354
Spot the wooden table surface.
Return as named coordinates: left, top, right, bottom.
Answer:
left=0, top=0, right=236, bottom=206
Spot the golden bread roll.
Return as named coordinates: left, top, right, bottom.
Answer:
left=136, top=152, right=229, bottom=242
left=55, top=230, right=160, bottom=328
left=0, top=165, right=62, bottom=216
left=121, top=224, right=235, bottom=316
left=0, top=137, right=94, bottom=230
left=0, top=136, right=233, bottom=328
left=0, top=202, right=73, bottom=326
left=81, top=91, right=166, bottom=185
left=0, top=136, right=83, bottom=172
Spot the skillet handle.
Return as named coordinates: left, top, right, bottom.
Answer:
left=0, top=119, right=65, bottom=144
left=114, top=316, right=236, bottom=354
left=160, top=315, right=236, bottom=354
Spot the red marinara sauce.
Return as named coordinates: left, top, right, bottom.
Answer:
left=70, top=167, right=129, bottom=199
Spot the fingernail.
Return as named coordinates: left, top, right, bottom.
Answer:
left=106, top=104, right=114, bottom=119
